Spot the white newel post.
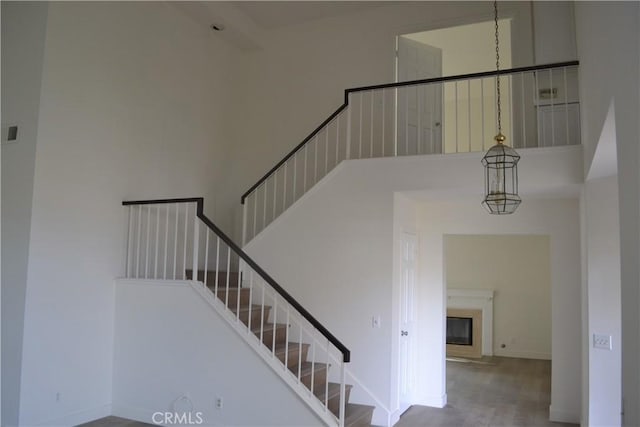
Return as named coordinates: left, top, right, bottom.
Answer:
left=346, top=95, right=352, bottom=160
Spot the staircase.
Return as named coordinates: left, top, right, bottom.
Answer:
left=186, top=268, right=375, bottom=426
left=122, top=197, right=374, bottom=426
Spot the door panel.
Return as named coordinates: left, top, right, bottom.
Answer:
left=397, top=37, right=443, bottom=155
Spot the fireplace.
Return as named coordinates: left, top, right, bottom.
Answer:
left=446, top=308, right=483, bottom=358
left=447, top=316, right=473, bottom=345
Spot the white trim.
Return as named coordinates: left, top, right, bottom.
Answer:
left=494, top=350, right=552, bottom=360
left=549, top=405, right=580, bottom=424
left=415, top=392, right=447, bottom=409
left=34, top=403, right=112, bottom=427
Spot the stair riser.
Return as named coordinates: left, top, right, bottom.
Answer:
left=326, top=388, right=351, bottom=418
left=279, top=344, right=310, bottom=369
left=302, top=366, right=328, bottom=390
left=186, top=270, right=241, bottom=287
left=236, top=307, right=271, bottom=329
left=214, top=288, right=251, bottom=307
left=255, top=325, right=288, bottom=347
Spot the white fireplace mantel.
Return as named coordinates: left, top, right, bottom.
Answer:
left=447, top=288, right=494, bottom=356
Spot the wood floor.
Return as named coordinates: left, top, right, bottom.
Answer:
left=395, top=356, right=578, bottom=427
left=78, top=357, right=577, bottom=427
left=77, top=416, right=152, bottom=427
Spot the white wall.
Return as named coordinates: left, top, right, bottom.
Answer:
left=1, top=3, right=48, bottom=426
left=245, top=145, right=583, bottom=424
left=416, top=199, right=582, bottom=423
left=17, top=3, right=240, bottom=425
left=444, top=235, right=551, bottom=359
left=112, top=280, right=320, bottom=427
left=532, top=2, right=577, bottom=65
left=584, top=175, right=621, bottom=426
left=574, top=3, right=640, bottom=425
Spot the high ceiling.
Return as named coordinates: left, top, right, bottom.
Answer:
left=233, top=1, right=385, bottom=30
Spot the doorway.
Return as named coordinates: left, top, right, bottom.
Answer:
left=396, top=19, right=513, bottom=154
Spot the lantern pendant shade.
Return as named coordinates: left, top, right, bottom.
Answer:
left=481, top=136, right=521, bottom=215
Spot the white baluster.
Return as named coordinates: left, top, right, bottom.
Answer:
left=455, top=81, right=459, bottom=153
left=564, top=67, right=570, bottom=145
left=126, top=206, right=132, bottom=278
left=381, top=89, right=386, bottom=156
left=339, top=359, right=346, bottom=427
left=335, top=115, right=340, bottom=165
left=192, top=206, right=199, bottom=283
left=481, top=79, right=485, bottom=150
left=521, top=72, right=526, bottom=148
left=549, top=69, right=555, bottom=147
left=293, top=152, right=298, bottom=202
left=163, top=204, right=169, bottom=280
left=285, top=307, right=290, bottom=371
left=182, top=203, right=188, bottom=280
left=204, top=228, right=209, bottom=288
left=283, top=162, right=287, bottom=212
left=303, top=144, right=308, bottom=192
left=359, top=92, right=363, bottom=158
left=468, top=80, right=472, bottom=152
left=272, top=171, right=277, bottom=222
left=225, top=246, right=231, bottom=307
left=253, top=189, right=258, bottom=240
left=324, top=128, right=329, bottom=175
left=262, top=182, right=267, bottom=234
left=145, top=206, right=151, bottom=279
left=346, top=97, right=352, bottom=160
left=214, top=236, right=220, bottom=299
left=314, top=136, right=319, bottom=184
left=325, top=337, right=330, bottom=409
left=272, top=297, right=278, bottom=357
left=370, top=90, right=374, bottom=158
left=418, top=84, right=423, bottom=154
left=173, top=203, right=178, bottom=280
left=154, top=206, right=160, bottom=279
left=242, top=197, right=248, bottom=246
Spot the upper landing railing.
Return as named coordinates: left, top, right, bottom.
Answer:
left=241, top=61, right=580, bottom=243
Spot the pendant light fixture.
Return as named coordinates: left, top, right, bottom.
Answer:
left=481, top=0, right=521, bottom=215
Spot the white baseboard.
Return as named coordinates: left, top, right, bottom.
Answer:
left=493, top=349, right=552, bottom=360
left=35, top=403, right=111, bottom=426
left=549, top=405, right=580, bottom=424
left=416, top=393, right=447, bottom=408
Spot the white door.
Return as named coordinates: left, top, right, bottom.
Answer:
left=396, top=36, right=443, bottom=155
left=398, top=232, right=417, bottom=413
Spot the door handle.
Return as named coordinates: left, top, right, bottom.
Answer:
left=401, top=330, right=408, bottom=336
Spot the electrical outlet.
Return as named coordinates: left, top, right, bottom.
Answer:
left=593, top=334, right=612, bottom=350
left=215, top=397, right=223, bottom=409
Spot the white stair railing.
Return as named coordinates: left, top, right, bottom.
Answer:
left=241, top=61, right=580, bottom=243
left=123, top=198, right=350, bottom=427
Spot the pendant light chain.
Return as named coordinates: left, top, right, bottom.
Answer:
left=494, top=0, right=502, bottom=135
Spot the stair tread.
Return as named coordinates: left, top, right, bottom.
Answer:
left=345, top=403, right=375, bottom=424
left=273, top=341, right=310, bottom=356
left=298, top=361, right=328, bottom=375
left=229, top=304, right=266, bottom=314
left=251, top=323, right=287, bottom=333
